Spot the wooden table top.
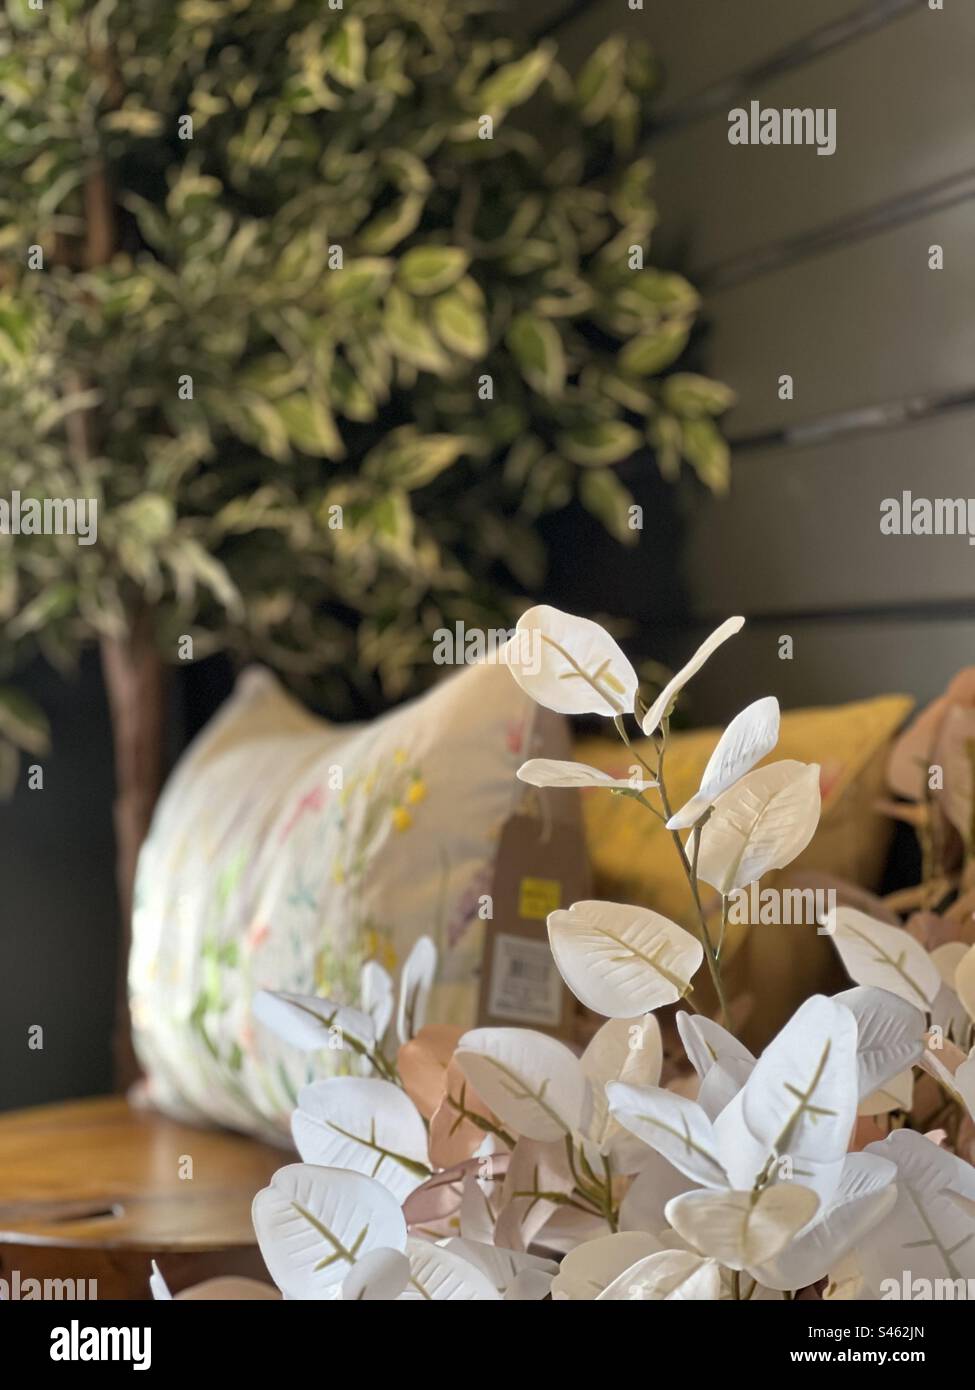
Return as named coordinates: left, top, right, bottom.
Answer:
left=0, top=1096, right=288, bottom=1252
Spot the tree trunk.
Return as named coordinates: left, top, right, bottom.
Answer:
left=100, top=610, right=167, bottom=1092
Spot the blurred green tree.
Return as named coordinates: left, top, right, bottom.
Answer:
left=0, top=0, right=732, bottom=1077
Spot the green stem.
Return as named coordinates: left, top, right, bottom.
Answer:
left=717, top=894, right=730, bottom=960
left=612, top=716, right=730, bottom=1026
left=564, top=1136, right=608, bottom=1211
left=660, top=789, right=729, bottom=1029
left=446, top=1090, right=517, bottom=1149
left=513, top=1187, right=604, bottom=1219
left=601, top=1153, right=619, bottom=1233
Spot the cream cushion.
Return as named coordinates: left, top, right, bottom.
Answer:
left=129, top=661, right=543, bottom=1139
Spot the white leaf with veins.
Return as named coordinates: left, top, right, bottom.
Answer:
left=828, top=908, right=940, bottom=1011
left=547, top=899, right=702, bottom=1018
left=665, top=1183, right=819, bottom=1270
left=517, top=758, right=655, bottom=791
left=607, top=1082, right=729, bottom=1189
left=550, top=1232, right=664, bottom=1300
left=597, top=1249, right=722, bottom=1301
left=667, top=696, right=780, bottom=829
left=833, top=985, right=926, bottom=1101
left=291, top=1078, right=430, bottom=1201
left=580, top=1014, right=662, bottom=1163
left=858, top=1130, right=975, bottom=1292
left=714, top=995, right=858, bottom=1206
left=641, top=617, right=745, bottom=735
left=454, top=1027, right=586, bottom=1142
left=505, top=604, right=639, bottom=717
left=695, top=761, right=821, bottom=895
left=749, top=1153, right=898, bottom=1292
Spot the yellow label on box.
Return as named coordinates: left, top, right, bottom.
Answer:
left=518, top=876, right=561, bottom=921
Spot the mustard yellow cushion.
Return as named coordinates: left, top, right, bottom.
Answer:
left=574, top=694, right=914, bottom=1047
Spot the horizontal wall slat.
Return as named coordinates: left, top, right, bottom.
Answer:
left=685, top=407, right=975, bottom=619
left=650, top=2, right=975, bottom=274
left=547, top=0, right=858, bottom=104
left=703, top=201, right=975, bottom=439
left=674, top=615, right=975, bottom=724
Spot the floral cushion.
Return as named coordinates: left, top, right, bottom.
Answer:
left=129, top=661, right=543, bottom=1140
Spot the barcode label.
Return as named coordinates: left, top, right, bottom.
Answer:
left=486, top=933, right=563, bottom=1026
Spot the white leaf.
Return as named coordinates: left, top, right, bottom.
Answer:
left=834, top=985, right=927, bottom=1101
left=957, top=1055, right=975, bottom=1119
left=505, top=1268, right=557, bottom=1300
left=697, top=1055, right=755, bottom=1121
left=252, top=1165, right=407, bottom=1298
left=619, top=1151, right=699, bottom=1237
left=829, top=908, right=941, bottom=1010
left=494, top=1137, right=572, bottom=1251
left=858, top=1069, right=914, bottom=1117
left=924, top=1044, right=975, bottom=1121
left=149, top=1260, right=172, bottom=1301
left=676, top=1010, right=755, bottom=1080
left=667, top=697, right=780, bottom=829
left=360, top=961, right=394, bottom=1043
left=442, top=1239, right=557, bottom=1297
left=715, top=995, right=858, bottom=1204
left=396, top=935, right=437, bottom=1043
left=252, top=989, right=375, bottom=1052
left=399, top=1237, right=500, bottom=1300
left=932, top=941, right=971, bottom=991
left=459, top=1172, right=500, bottom=1245
left=859, top=1129, right=975, bottom=1291
left=535, top=1204, right=613, bottom=1254
left=291, top=1078, right=430, bottom=1201
left=607, top=1082, right=728, bottom=1188
left=581, top=1015, right=663, bottom=1161
left=931, top=982, right=972, bottom=1046
left=550, top=1232, right=663, bottom=1300
left=506, top=604, right=639, bottom=717
left=749, top=1153, right=898, bottom=1292
left=582, top=1014, right=663, bottom=1091
left=695, top=760, right=821, bottom=895
left=823, top=1253, right=866, bottom=1301
left=596, top=1249, right=722, bottom=1301
left=957, top=944, right=975, bottom=1023
left=341, top=1248, right=410, bottom=1301
left=517, top=758, right=655, bottom=791
left=665, top=1183, right=819, bottom=1270
left=454, top=1027, right=586, bottom=1141
left=547, top=899, right=703, bottom=1018
left=675, top=1009, right=756, bottom=1119
left=949, top=1190, right=975, bottom=1221
left=918, top=1034, right=968, bottom=1089
left=641, top=617, right=745, bottom=735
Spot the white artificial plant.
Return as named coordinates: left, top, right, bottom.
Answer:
left=162, top=607, right=975, bottom=1300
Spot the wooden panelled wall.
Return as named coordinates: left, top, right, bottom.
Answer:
left=515, top=0, right=975, bottom=721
